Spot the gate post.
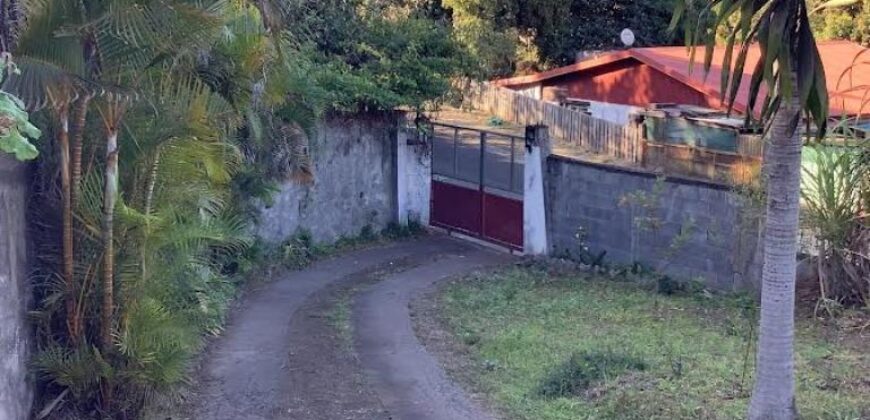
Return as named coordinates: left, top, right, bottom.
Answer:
left=524, top=125, right=550, bottom=255
left=396, top=123, right=431, bottom=227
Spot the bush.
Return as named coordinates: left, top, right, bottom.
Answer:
left=801, top=142, right=870, bottom=307
left=285, top=2, right=467, bottom=112
left=538, top=350, right=647, bottom=398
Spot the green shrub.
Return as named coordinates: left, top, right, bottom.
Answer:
left=537, top=350, right=648, bottom=398
left=801, top=142, right=870, bottom=307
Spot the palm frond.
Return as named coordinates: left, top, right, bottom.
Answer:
left=675, top=0, right=829, bottom=135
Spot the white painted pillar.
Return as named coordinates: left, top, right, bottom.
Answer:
left=523, top=125, right=550, bottom=255
left=396, top=126, right=431, bottom=226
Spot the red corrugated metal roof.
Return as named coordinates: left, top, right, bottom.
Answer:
left=495, top=40, right=870, bottom=117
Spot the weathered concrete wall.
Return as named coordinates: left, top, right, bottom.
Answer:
left=546, top=155, right=762, bottom=291
left=0, top=155, right=32, bottom=420
left=396, top=126, right=431, bottom=226
left=524, top=126, right=549, bottom=255
left=257, top=114, right=399, bottom=244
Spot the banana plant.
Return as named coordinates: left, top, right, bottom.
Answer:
left=0, top=54, right=40, bottom=160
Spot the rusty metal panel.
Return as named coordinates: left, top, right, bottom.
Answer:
left=482, top=192, right=523, bottom=249
left=431, top=180, right=482, bottom=236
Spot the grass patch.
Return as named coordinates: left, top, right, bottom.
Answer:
left=327, top=293, right=354, bottom=351
left=440, top=267, right=870, bottom=420
left=538, top=350, right=647, bottom=398
left=326, top=258, right=420, bottom=352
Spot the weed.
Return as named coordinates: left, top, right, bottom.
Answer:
left=280, top=223, right=426, bottom=270
left=537, top=350, right=647, bottom=398
left=487, top=116, right=506, bottom=127
left=281, top=230, right=321, bottom=269
left=359, top=224, right=376, bottom=241
left=381, top=220, right=425, bottom=239
left=558, top=226, right=608, bottom=267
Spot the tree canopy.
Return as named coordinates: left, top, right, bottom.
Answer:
left=441, top=0, right=681, bottom=76
left=809, top=0, right=870, bottom=45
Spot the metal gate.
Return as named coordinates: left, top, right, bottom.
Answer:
left=429, top=123, right=524, bottom=250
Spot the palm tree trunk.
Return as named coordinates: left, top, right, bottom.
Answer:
left=101, top=124, right=119, bottom=352
left=71, top=95, right=91, bottom=209
left=0, top=0, right=21, bottom=53
left=58, top=107, right=82, bottom=344
left=748, top=72, right=802, bottom=420
left=144, top=148, right=160, bottom=217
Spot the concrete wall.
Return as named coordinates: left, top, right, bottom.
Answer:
left=396, top=126, right=431, bottom=226
left=257, top=114, right=399, bottom=244
left=546, top=155, right=762, bottom=291
left=0, top=155, right=32, bottom=420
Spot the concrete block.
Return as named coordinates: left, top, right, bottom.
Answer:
left=546, top=153, right=763, bottom=292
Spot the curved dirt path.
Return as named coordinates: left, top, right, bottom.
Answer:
left=181, top=235, right=508, bottom=420
left=354, top=247, right=510, bottom=420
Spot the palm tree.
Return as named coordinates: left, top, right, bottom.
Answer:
left=672, top=1, right=830, bottom=418
left=19, top=1, right=320, bottom=415
left=4, top=0, right=90, bottom=343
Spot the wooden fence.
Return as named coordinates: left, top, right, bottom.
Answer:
left=464, top=82, right=644, bottom=163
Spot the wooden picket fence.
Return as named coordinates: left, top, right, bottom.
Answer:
left=463, top=82, right=644, bottom=163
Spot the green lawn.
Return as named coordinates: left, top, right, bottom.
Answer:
left=440, top=267, right=869, bottom=420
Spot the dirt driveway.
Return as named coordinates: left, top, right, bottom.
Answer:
left=173, top=235, right=510, bottom=420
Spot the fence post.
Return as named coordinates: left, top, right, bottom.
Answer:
left=524, top=124, right=550, bottom=256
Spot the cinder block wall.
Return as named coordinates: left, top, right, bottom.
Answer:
left=0, top=155, right=32, bottom=420
left=257, top=113, right=399, bottom=244
left=546, top=155, right=762, bottom=291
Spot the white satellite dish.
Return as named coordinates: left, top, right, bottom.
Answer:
left=620, top=28, right=636, bottom=47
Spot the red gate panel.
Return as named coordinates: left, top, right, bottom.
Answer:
left=429, top=124, right=524, bottom=251
left=431, top=180, right=481, bottom=236
left=482, top=192, right=523, bottom=248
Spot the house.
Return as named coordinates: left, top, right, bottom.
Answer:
left=494, top=40, right=869, bottom=125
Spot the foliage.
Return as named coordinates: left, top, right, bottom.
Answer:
left=674, top=1, right=837, bottom=417
left=279, top=222, right=426, bottom=269
left=537, top=349, right=647, bottom=398
left=441, top=267, right=870, bottom=419
left=441, top=0, right=680, bottom=76
left=801, top=140, right=870, bottom=307
left=285, top=2, right=466, bottom=111
left=618, top=176, right=700, bottom=274
left=562, top=226, right=608, bottom=267
left=619, top=176, right=668, bottom=232
left=0, top=54, right=39, bottom=160
left=6, top=0, right=461, bottom=415
left=808, top=0, right=870, bottom=45
left=673, top=0, right=829, bottom=132
left=6, top=0, right=457, bottom=417
left=29, top=72, right=253, bottom=417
